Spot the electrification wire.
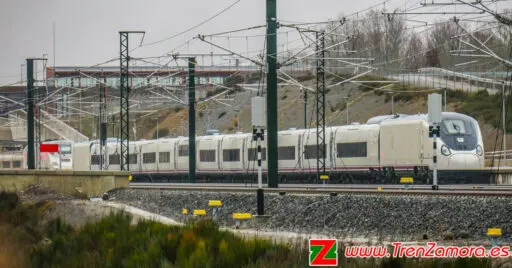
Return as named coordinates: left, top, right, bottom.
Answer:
left=138, top=0, right=242, bottom=48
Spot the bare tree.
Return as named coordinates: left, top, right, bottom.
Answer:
left=383, top=10, right=407, bottom=71
left=403, top=31, right=425, bottom=70
left=363, top=9, right=385, bottom=61
left=426, top=21, right=461, bottom=68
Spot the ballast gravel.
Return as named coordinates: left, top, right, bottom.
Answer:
left=110, top=189, right=512, bottom=242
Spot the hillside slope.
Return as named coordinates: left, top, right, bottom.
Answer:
left=135, top=76, right=508, bottom=155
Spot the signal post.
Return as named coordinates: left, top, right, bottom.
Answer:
left=252, top=97, right=266, bottom=215
left=428, top=93, right=442, bottom=190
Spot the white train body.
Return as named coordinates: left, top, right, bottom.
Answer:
left=0, top=151, right=24, bottom=170
left=20, top=140, right=74, bottom=170
left=68, top=112, right=484, bottom=183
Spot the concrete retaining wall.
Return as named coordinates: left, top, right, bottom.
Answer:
left=0, top=170, right=131, bottom=198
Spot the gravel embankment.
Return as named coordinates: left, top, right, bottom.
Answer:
left=110, top=189, right=512, bottom=242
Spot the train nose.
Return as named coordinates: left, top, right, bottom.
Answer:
left=448, top=154, right=480, bottom=169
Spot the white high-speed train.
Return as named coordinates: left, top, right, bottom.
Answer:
left=71, top=112, right=486, bottom=184
left=18, top=140, right=74, bottom=170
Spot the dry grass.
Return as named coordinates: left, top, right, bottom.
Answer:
left=0, top=225, right=28, bottom=268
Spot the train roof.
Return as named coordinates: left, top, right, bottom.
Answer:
left=367, top=112, right=477, bottom=124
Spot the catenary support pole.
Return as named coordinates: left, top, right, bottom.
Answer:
left=35, top=81, right=42, bottom=169
left=119, top=30, right=144, bottom=171
left=391, top=94, right=395, bottom=114
left=26, top=59, right=35, bottom=170
left=100, top=82, right=107, bottom=170
left=315, top=31, right=326, bottom=183
left=503, top=82, right=507, bottom=165
left=346, top=97, right=349, bottom=124
left=188, top=57, right=196, bottom=183
left=266, top=0, right=278, bottom=188
left=119, top=32, right=130, bottom=171
left=303, top=89, right=307, bottom=129
left=444, top=90, right=447, bottom=112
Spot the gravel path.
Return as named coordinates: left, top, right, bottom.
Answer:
left=110, top=189, right=512, bottom=242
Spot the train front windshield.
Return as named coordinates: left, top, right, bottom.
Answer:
left=439, top=117, right=478, bottom=151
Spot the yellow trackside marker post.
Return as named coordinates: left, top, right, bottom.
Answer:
left=233, top=213, right=252, bottom=229
left=194, top=209, right=206, bottom=216
left=487, top=228, right=502, bottom=236
left=377, top=187, right=382, bottom=191
left=487, top=228, right=502, bottom=247
left=208, top=200, right=222, bottom=207
left=320, top=175, right=329, bottom=186
left=128, top=175, right=132, bottom=181
left=400, top=177, right=413, bottom=190
left=233, top=213, right=252, bottom=219
left=209, top=200, right=222, bottom=221
left=182, top=208, right=189, bottom=222
left=400, top=177, right=413, bottom=183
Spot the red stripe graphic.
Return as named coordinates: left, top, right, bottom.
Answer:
left=40, top=144, right=59, bottom=153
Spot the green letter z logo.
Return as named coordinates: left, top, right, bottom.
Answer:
left=309, top=239, right=338, bottom=266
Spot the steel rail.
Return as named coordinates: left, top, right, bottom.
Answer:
left=128, top=183, right=512, bottom=197
left=130, top=182, right=512, bottom=190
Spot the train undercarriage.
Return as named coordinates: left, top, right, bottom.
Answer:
left=131, top=167, right=495, bottom=185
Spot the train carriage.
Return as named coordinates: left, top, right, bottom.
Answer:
left=332, top=124, right=380, bottom=172
left=72, top=142, right=92, bottom=171
left=219, top=133, right=249, bottom=174
left=175, top=137, right=190, bottom=174
left=0, top=151, right=24, bottom=170
left=154, top=138, right=180, bottom=174
left=301, top=127, right=334, bottom=173
left=60, top=111, right=488, bottom=184
left=276, top=129, right=304, bottom=175
left=379, top=119, right=431, bottom=168
left=139, top=140, right=158, bottom=173
left=196, top=135, right=223, bottom=175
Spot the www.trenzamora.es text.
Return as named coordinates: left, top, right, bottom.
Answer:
left=344, top=242, right=510, bottom=258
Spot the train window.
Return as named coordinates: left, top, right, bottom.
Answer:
left=337, top=142, right=367, bottom=158
left=442, top=119, right=471, bottom=135
left=200, top=150, right=216, bottom=162
left=159, top=152, right=170, bottom=163
left=178, top=145, right=189, bottom=157
left=60, top=144, right=72, bottom=154
left=248, top=148, right=266, bottom=161
left=278, top=146, right=295, bottom=160
left=223, top=149, right=240, bottom=162
left=304, top=145, right=326, bottom=159
left=128, top=154, right=138, bottom=164
left=109, top=154, right=120, bottom=165
left=2, top=161, right=10, bottom=168
left=91, top=155, right=101, bottom=165
left=12, top=161, right=21, bottom=168
left=143, top=152, right=156, bottom=164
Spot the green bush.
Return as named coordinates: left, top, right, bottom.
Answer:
left=30, top=215, right=296, bottom=268
left=224, top=75, right=245, bottom=87
left=0, top=192, right=503, bottom=268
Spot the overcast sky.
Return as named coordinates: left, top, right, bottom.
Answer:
left=1, top=0, right=511, bottom=85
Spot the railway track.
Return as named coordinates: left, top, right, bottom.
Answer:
left=129, top=183, right=512, bottom=197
